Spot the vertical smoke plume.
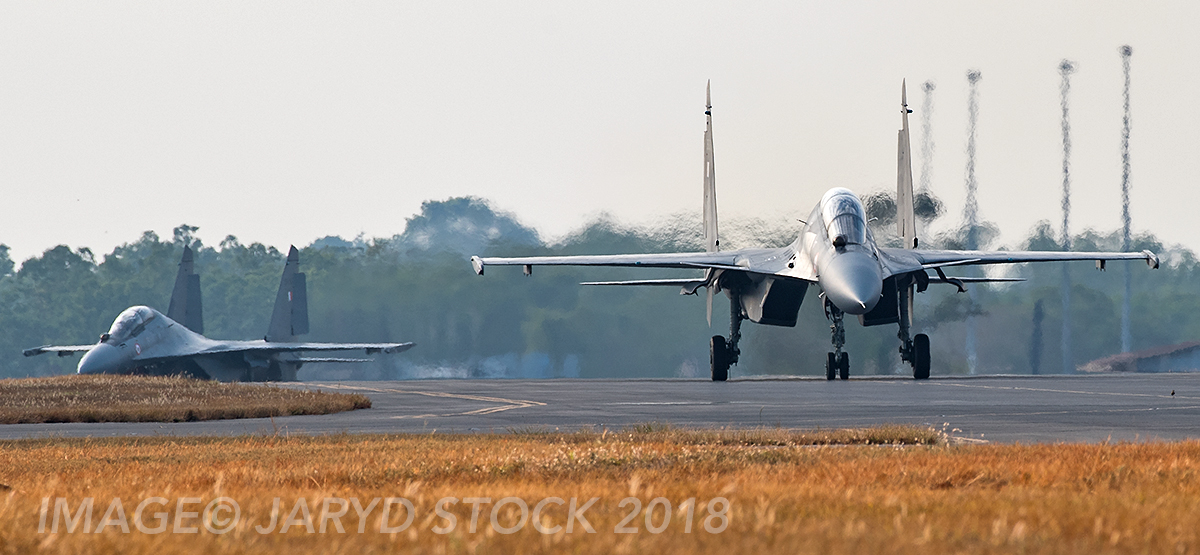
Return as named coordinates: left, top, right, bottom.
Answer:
left=1059, top=59, right=1077, bottom=373
left=919, top=81, right=936, bottom=193
left=964, top=70, right=981, bottom=374
left=1119, top=45, right=1134, bottom=353
left=1030, top=299, right=1044, bottom=374
left=963, top=71, right=981, bottom=250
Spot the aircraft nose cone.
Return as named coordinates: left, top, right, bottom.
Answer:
left=77, top=343, right=125, bottom=375
left=819, top=251, right=883, bottom=315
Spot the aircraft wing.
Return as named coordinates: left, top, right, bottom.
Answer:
left=199, top=341, right=416, bottom=356
left=879, top=247, right=1159, bottom=277
left=473, top=251, right=743, bottom=272
left=471, top=247, right=814, bottom=281
left=22, top=345, right=95, bottom=357
left=132, top=341, right=414, bottom=364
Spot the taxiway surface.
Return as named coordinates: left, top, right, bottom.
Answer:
left=2, top=374, right=1198, bottom=443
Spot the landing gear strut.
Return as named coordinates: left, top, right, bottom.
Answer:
left=824, top=299, right=849, bottom=380
left=710, top=296, right=743, bottom=382
left=897, top=277, right=931, bottom=380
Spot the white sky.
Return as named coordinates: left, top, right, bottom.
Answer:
left=0, top=1, right=1196, bottom=262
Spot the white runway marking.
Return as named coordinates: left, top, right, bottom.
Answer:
left=606, top=401, right=714, bottom=406
left=930, top=381, right=1198, bottom=400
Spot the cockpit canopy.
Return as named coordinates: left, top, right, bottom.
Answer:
left=105, top=306, right=156, bottom=342
left=821, top=188, right=867, bottom=246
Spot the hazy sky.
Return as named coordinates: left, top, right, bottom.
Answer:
left=1, top=1, right=1196, bottom=262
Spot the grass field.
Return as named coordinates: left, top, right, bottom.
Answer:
left=2, top=425, right=1198, bottom=554
left=0, top=375, right=370, bottom=423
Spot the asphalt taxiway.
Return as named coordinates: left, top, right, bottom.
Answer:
left=1, top=374, right=1198, bottom=443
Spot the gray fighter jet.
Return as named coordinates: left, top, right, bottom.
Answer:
left=471, top=81, right=1159, bottom=381
left=24, top=246, right=413, bottom=381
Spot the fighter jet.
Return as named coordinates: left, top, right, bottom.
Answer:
left=470, top=81, right=1159, bottom=381
left=23, top=245, right=413, bottom=381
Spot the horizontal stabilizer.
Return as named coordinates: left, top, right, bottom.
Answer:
left=294, top=357, right=374, bottom=363
left=929, top=267, right=1025, bottom=292
left=581, top=279, right=706, bottom=287
left=681, top=262, right=744, bottom=271
left=921, top=259, right=983, bottom=270
left=931, top=276, right=1025, bottom=284
left=941, top=276, right=1024, bottom=283
left=582, top=278, right=707, bottom=295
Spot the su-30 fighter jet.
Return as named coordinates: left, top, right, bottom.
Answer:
left=24, top=246, right=413, bottom=381
left=471, top=82, right=1159, bottom=381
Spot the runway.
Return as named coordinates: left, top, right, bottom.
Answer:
left=2, top=374, right=1199, bottom=443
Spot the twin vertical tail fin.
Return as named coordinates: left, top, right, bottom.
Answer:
left=167, top=246, right=204, bottom=333
left=703, top=80, right=719, bottom=254
left=897, top=80, right=918, bottom=250
left=897, top=81, right=919, bottom=336
left=266, top=246, right=310, bottom=342
left=703, top=81, right=720, bottom=325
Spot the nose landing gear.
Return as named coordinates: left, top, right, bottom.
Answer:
left=824, top=298, right=850, bottom=380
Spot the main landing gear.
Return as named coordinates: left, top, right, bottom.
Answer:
left=897, top=280, right=931, bottom=380
left=709, top=297, right=743, bottom=382
left=898, top=333, right=931, bottom=380
left=824, top=299, right=850, bottom=380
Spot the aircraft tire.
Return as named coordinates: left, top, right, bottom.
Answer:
left=267, top=361, right=283, bottom=382
left=826, top=353, right=837, bottom=380
left=838, top=352, right=850, bottom=380
left=710, top=335, right=729, bottom=382
left=913, top=334, right=931, bottom=380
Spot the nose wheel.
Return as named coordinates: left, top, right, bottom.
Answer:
left=824, top=299, right=850, bottom=380
left=825, top=351, right=849, bottom=380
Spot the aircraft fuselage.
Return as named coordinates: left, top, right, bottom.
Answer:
left=78, top=306, right=185, bottom=376
left=798, top=187, right=884, bottom=315
left=77, top=305, right=300, bottom=381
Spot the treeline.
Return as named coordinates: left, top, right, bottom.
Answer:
left=3, top=197, right=1197, bottom=380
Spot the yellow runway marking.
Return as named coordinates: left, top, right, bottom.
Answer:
left=319, top=384, right=546, bottom=419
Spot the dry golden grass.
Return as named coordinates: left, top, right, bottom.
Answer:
left=0, top=375, right=370, bottom=423
left=0, top=425, right=1198, bottom=554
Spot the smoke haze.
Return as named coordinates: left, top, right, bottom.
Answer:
left=1120, top=45, right=1134, bottom=353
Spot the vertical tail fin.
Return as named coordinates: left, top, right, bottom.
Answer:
left=703, top=80, right=719, bottom=254
left=266, top=246, right=310, bottom=342
left=897, top=80, right=918, bottom=249
left=167, top=246, right=204, bottom=333
left=703, top=81, right=719, bottom=325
